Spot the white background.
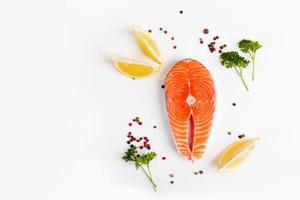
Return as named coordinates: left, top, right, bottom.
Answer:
left=0, top=0, right=299, bottom=199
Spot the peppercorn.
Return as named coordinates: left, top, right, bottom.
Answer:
left=161, top=85, right=165, bottom=89
left=179, top=10, right=183, bottom=14
left=148, top=29, right=152, bottom=33
left=170, top=181, right=174, bottom=184
left=194, top=172, right=198, bottom=175
left=138, top=122, right=142, bottom=125
left=227, top=131, right=232, bottom=135
left=159, top=27, right=163, bottom=31
left=162, top=157, right=166, bottom=160
left=171, top=37, right=175, bottom=40
left=173, top=45, right=177, bottom=49
left=199, top=170, right=203, bottom=174
left=203, top=28, right=209, bottom=34
left=232, top=103, right=236, bottom=106
left=153, top=126, right=157, bottom=129
left=219, top=50, right=222, bottom=54
left=128, top=123, right=132, bottom=126
left=164, top=30, right=167, bottom=34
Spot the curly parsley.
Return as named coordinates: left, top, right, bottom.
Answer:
left=220, top=51, right=250, bottom=91
left=122, top=145, right=157, bottom=191
left=238, top=39, right=262, bottom=81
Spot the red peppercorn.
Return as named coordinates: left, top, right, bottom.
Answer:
left=164, top=30, right=167, bottom=34
left=203, top=28, right=209, bottom=34
left=138, top=122, right=142, bottom=125
left=162, top=157, right=166, bottom=160
left=173, top=45, right=177, bottom=49
left=139, top=146, right=144, bottom=149
left=171, top=37, right=175, bottom=40
left=126, top=141, right=130, bottom=144
left=128, top=123, right=132, bottom=126
left=153, top=126, right=157, bottom=129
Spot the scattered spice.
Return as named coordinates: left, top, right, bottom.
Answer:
left=199, top=38, right=204, bottom=44
left=238, top=134, right=245, bottom=139
left=213, top=36, right=219, bottom=40
left=169, top=174, right=174, bottom=178
left=203, top=28, right=209, bottom=34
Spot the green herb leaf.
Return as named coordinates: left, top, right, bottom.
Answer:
left=239, top=39, right=262, bottom=54
left=122, top=145, right=157, bottom=191
left=238, top=39, right=262, bottom=81
left=220, top=51, right=250, bottom=69
left=220, top=51, right=250, bottom=91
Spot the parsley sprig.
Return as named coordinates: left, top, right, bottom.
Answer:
left=220, top=51, right=250, bottom=91
left=122, top=145, right=157, bottom=191
left=238, top=39, right=262, bottom=81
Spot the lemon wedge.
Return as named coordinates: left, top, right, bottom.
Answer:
left=111, top=56, right=160, bottom=79
left=133, top=26, right=162, bottom=64
left=217, top=137, right=260, bottom=173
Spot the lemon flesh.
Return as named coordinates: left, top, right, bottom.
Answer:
left=133, top=26, right=162, bottom=64
left=217, top=137, right=260, bottom=173
left=111, top=56, right=158, bottom=79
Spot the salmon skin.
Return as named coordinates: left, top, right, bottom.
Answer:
left=165, top=59, right=216, bottom=162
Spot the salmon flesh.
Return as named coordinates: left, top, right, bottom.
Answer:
left=165, top=59, right=216, bottom=161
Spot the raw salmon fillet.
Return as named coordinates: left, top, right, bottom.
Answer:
left=165, top=59, right=216, bottom=161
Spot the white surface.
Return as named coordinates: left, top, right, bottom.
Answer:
left=0, top=0, right=299, bottom=199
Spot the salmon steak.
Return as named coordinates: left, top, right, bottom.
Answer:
left=165, top=59, right=216, bottom=162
